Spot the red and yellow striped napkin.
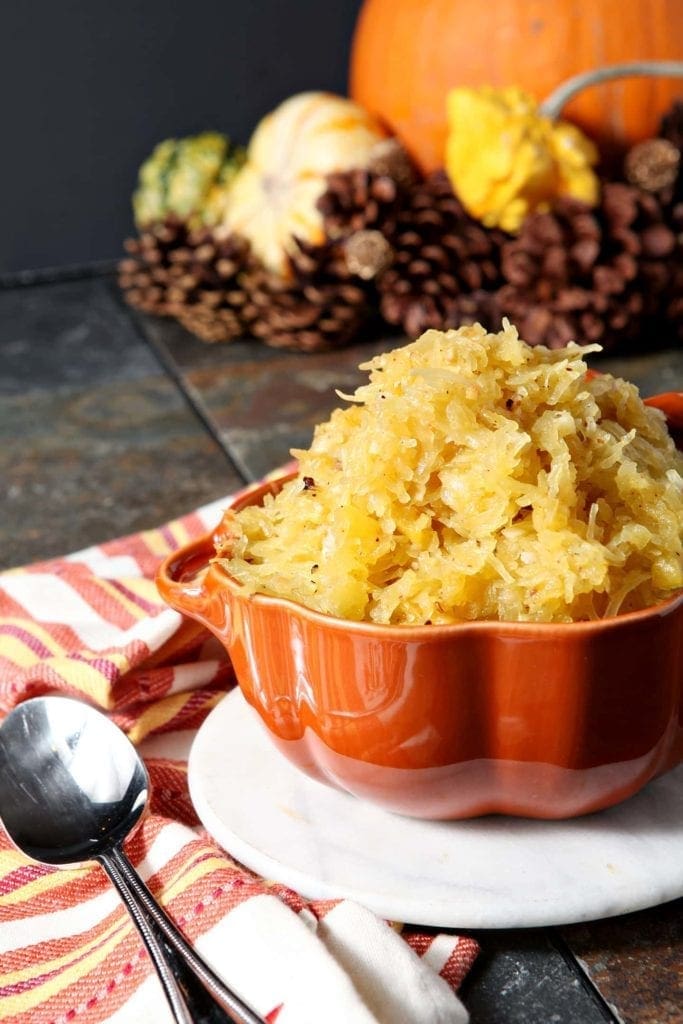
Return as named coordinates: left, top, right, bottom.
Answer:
left=0, top=484, right=478, bottom=1024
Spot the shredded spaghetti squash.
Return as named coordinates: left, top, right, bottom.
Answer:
left=214, top=323, right=683, bottom=623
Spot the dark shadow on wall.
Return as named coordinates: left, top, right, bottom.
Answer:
left=0, top=0, right=363, bottom=273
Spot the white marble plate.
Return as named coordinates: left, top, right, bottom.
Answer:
left=188, top=689, right=683, bottom=929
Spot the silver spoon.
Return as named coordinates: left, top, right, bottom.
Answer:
left=0, top=695, right=265, bottom=1024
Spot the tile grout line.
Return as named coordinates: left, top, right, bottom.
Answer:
left=549, top=930, right=621, bottom=1024
left=113, top=296, right=250, bottom=487
left=0, top=262, right=119, bottom=291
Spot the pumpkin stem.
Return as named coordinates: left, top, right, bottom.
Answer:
left=540, top=60, right=683, bottom=120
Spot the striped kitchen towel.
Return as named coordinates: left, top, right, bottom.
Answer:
left=0, top=480, right=478, bottom=1024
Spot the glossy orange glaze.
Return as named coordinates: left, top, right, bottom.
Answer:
left=157, top=392, right=683, bottom=820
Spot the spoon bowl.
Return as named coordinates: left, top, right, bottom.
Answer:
left=0, top=695, right=148, bottom=865
left=0, top=696, right=264, bottom=1024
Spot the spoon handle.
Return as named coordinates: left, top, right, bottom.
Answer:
left=99, top=852, right=194, bottom=1024
left=109, top=845, right=266, bottom=1024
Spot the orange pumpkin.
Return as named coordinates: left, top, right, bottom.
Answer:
left=349, top=0, right=683, bottom=172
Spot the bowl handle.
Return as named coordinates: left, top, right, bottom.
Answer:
left=156, top=536, right=217, bottom=623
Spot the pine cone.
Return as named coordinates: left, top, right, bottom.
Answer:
left=118, top=216, right=187, bottom=316
left=377, top=171, right=505, bottom=338
left=624, top=138, right=680, bottom=194
left=317, top=169, right=406, bottom=241
left=174, top=297, right=247, bottom=344
left=631, top=101, right=683, bottom=208
left=118, top=221, right=251, bottom=342
left=367, top=138, right=417, bottom=190
left=315, top=139, right=415, bottom=243
left=622, top=102, right=683, bottom=342
left=242, top=238, right=374, bottom=352
left=496, top=183, right=677, bottom=350
left=660, top=100, right=683, bottom=152
left=661, top=198, right=683, bottom=342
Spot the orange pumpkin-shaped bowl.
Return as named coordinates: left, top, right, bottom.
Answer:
left=157, top=392, right=683, bottom=821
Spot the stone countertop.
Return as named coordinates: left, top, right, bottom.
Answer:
left=1, top=268, right=681, bottom=1024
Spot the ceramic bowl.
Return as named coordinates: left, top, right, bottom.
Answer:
left=157, top=391, right=683, bottom=820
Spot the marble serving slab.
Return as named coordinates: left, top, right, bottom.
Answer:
left=188, top=689, right=683, bottom=929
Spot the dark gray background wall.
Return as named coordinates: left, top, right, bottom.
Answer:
left=0, top=0, right=363, bottom=274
